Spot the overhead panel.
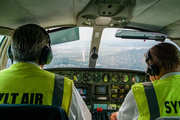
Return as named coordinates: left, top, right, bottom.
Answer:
left=77, top=0, right=135, bottom=28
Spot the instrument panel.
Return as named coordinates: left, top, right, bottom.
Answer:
left=45, top=68, right=149, bottom=119
left=46, top=68, right=147, bottom=84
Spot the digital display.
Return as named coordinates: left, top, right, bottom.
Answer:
left=81, top=96, right=86, bottom=99
left=112, top=84, right=129, bottom=89
left=95, top=86, right=107, bottom=95
left=77, top=88, right=87, bottom=95
left=97, top=97, right=107, bottom=100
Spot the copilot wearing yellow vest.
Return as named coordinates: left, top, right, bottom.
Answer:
left=110, top=43, right=180, bottom=120
left=0, top=24, right=91, bottom=120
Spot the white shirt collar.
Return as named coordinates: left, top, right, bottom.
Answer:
left=14, top=61, right=40, bottom=68
left=160, top=72, right=180, bottom=80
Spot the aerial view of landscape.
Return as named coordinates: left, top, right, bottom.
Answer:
left=5, top=28, right=176, bottom=72
left=43, top=37, right=163, bottom=71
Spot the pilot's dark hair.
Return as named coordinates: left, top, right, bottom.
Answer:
left=11, top=24, right=49, bottom=63
left=146, top=42, right=180, bottom=70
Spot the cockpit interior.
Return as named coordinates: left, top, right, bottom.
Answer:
left=0, top=0, right=180, bottom=119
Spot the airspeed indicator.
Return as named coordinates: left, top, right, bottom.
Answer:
left=102, top=73, right=110, bottom=82
left=112, top=74, right=120, bottom=82
left=92, top=73, right=101, bottom=82
left=73, top=73, right=81, bottom=81
left=83, top=73, right=91, bottom=81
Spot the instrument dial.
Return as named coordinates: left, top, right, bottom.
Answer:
left=102, top=73, right=110, bottom=82
left=92, top=73, right=101, bottom=82
left=121, top=74, right=129, bottom=83
left=132, top=76, right=140, bottom=83
left=73, top=73, right=81, bottom=81
left=112, top=74, right=120, bottom=82
left=83, top=73, right=91, bottom=81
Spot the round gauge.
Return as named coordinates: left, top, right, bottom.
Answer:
left=121, top=74, right=129, bottom=83
left=112, top=74, right=120, bottom=82
left=102, top=73, right=110, bottom=82
left=83, top=73, right=91, bottom=81
left=132, top=76, right=140, bottom=83
left=92, top=73, right=101, bottom=82
left=73, top=73, right=81, bottom=81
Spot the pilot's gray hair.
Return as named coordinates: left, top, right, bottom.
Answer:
left=147, top=43, right=180, bottom=70
left=11, top=24, right=48, bottom=63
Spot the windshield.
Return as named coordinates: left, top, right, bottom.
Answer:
left=96, top=28, right=163, bottom=71
left=6, top=27, right=177, bottom=71
left=43, top=27, right=93, bottom=69
left=44, top=27, right=177, bottom=71
left=97, top=28, right=178, bottom=71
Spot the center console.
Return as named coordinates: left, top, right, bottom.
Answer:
left=74, top=83, right=130, bottom=120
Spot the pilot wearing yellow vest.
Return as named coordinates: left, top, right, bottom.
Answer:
left=0, top=24, right=91, bottom=120
left=110, top=43, right=180, bottom=120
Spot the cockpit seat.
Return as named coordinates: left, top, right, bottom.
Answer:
left=156, top=117, right=180, bottom=120
left=0, top=104, right=69, bottom=120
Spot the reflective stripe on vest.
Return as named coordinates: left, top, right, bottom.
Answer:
left=53, top=75, right=73, bottom=115
left=0, top=63, right=73, bottom=115
left=143, top=82, right=160, bottom=120
left=132, top=82, right=160, bottom=120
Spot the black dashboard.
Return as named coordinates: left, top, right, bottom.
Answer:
left=45, top=68, right=149, bottom=120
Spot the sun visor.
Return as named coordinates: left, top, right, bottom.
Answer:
left=115, top=29, right=169, bottom=41
left=49, top=27, right=79, bottom=45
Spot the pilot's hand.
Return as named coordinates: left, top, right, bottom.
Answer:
left=110, top=112, right=118, bottom=120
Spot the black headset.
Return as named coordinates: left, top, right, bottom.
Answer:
left=7, top=45, right=13, bottom=60
left=145, top=49, right=160, bottom=76
left=7, top=24, right=53, bottom=65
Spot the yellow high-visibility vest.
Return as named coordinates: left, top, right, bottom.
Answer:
left=0, top=63, right=73, bottom=115
left=132, top=75, right=180, bottom=120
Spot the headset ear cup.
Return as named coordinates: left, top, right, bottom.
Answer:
left=39, top=46, right=53, bottom=65
left=46, top=49, right=53, bottom=64
left=7, top=45, right=13, bottom=60
left=147, top=63, right=160, bottom=76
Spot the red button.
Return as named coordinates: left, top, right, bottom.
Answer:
left=100, top=108, right=102, bottom=112
left=97, top=108, right=99, bottom=112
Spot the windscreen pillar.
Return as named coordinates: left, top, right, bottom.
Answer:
left=89, top=28, right=103, bottom=68
left=0, top=36, right=11, bottom=70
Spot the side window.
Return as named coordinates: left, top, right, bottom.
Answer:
left=0, top=35, right=11, bottom=68
left=0, top=35, right=5, bottom=46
